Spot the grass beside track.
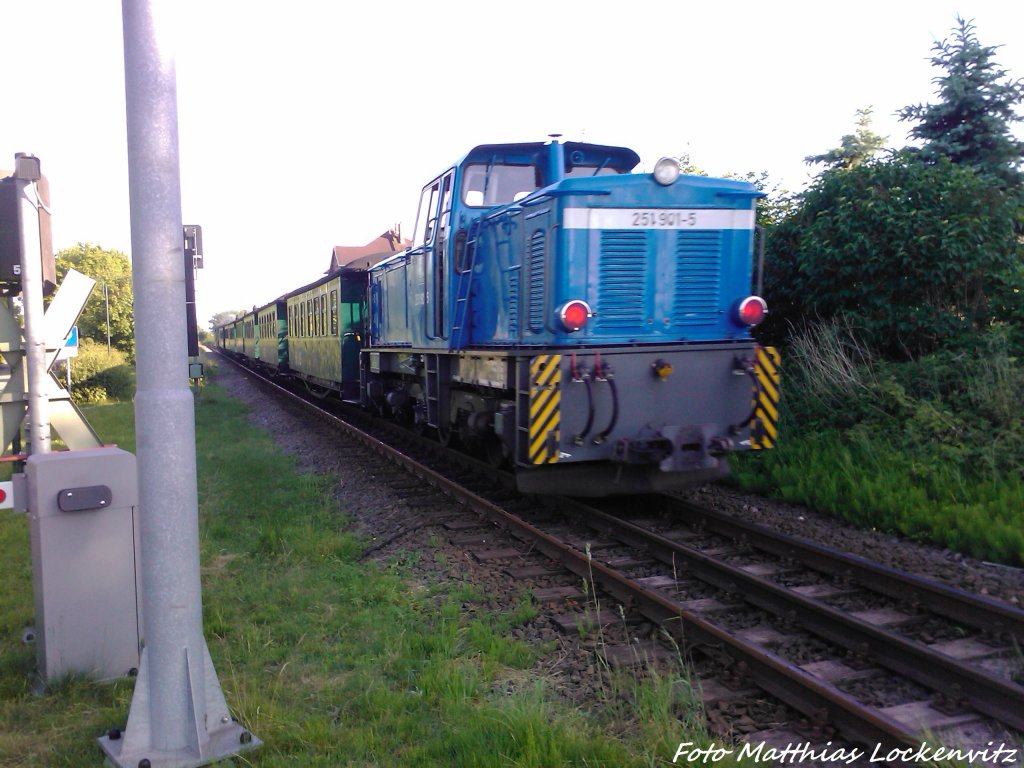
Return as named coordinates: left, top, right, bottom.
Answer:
left=733, top=325, right=1024, bottom=566
left=0, top=364, right=722, bottom=767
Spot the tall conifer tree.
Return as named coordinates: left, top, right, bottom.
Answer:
left=900, top=17, right=1024, bottom=185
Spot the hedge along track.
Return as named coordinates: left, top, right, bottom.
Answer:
left=214, top=352, right=1023, bottom=757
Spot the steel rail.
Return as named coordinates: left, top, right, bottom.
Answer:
left=561, top=497, right=1024, bottom=733
left=659, top=496, right=1024, bottom=642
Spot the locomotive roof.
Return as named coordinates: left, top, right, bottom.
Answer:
left=460, top=141, right=640, bottom=173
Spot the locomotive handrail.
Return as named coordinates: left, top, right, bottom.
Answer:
left=518, top=188, right=611, bottom=207
left=543, top=222, right=559, bottom=336
left=755, top=224, right=766, bottom=297
left=714, top=189, right=765, bottom=199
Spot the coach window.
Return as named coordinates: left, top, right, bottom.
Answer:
left=320, top=295, right=327, bottom=337
left=330, top=290, right=338, bottom=335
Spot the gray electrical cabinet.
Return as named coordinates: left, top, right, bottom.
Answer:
left=26, top=447, right=141, bottom=682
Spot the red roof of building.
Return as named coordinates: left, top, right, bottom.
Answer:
left=329, top=229, right=411, bottom=272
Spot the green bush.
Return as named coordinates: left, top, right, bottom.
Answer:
left=760, top=154, right=1023, bottom=358
left=735, top=320, right=1024, bottom=564
left=69, top=339, right=135, bottom=404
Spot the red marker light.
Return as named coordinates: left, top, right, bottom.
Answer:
left=559, top=300, right=592, bottom=332
left=0, top=488, right=6, bottom=504
left=737, top=296, right=767, bottom=326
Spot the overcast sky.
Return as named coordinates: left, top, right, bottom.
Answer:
left=2, top=1, right=1022, bottom=325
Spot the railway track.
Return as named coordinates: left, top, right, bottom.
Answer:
left=551, top=496, right=1024, bottom=754
left=214, top=352, right=1024, bottom=761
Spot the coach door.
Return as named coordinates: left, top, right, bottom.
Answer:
left=338, top=276, right=364, bottom=402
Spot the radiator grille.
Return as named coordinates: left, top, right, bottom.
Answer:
left=673, top=231, right=722, bottom=325
left=598, top=230, right=647, bottom=328
left=507, top=268, right=520, bottom=337
left=528, top=230, right=545, bottom=331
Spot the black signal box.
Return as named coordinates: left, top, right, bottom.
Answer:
left=183, top=224, right=203, bottom=269
left=0, top=170, right=56, bottom=296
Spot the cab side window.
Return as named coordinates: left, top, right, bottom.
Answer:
left=413, top=179, right=442, bottom=247
left=433, top=172, right=453, bottom=336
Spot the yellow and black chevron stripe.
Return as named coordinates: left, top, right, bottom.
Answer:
left=528, top=354, right=561, bottom=464
left=751, top=346, right=780, bottom=450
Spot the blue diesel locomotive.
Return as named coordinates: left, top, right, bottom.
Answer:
left=217, top=138, right=779, bottom=496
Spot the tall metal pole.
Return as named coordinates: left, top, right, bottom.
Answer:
left=15, top=155, right=51, bottom=456
left=100, top=1, right=258, bottom=764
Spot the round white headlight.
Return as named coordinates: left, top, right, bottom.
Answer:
left=653, top=157, right=680, bottom=186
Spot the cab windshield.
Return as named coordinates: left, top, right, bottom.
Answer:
left=461, top=163, right=539, bottom=207
left=460, top=160, right=625, bottom=207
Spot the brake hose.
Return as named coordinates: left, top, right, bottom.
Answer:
left=593, top=371, right=619, bottom=445
left=574, top=376, right=594, bottom=445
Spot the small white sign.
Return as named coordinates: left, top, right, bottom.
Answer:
left=563, top=207, right=755, bottom=231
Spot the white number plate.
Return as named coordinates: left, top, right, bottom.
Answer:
left=563, top=208, right=755, bottom=230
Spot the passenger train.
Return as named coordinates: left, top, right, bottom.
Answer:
left=216, top=138, right=779, bottom=496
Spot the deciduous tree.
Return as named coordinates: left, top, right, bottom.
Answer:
left=762, top=154, right=1022, bottom=357
left=55, top=243, right=134, bottom=358
left=209, top=310, right=245, bottom=330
